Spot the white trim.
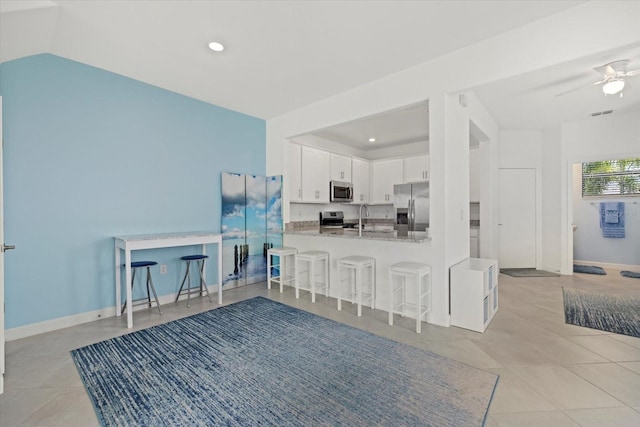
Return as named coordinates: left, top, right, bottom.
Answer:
left=573, top=260, right=640, bottom=273
left=6, top=306, right=115, bottom=342
left=6, top=288, right=220, bottom=341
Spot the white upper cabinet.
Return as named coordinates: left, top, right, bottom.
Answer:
left=371, top=158, right=403, bottom=204
left=288, top=143, right=302, bottom=202
left=301, top=146, right=331, bottom=203
left=330, top=153, right=352, bottom=182
left=351, top=158, right=370, bottom=204
left=404, top=155, right=429, bottom=183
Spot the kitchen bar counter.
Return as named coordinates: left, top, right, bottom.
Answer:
left=285, top=228, right=429, bottom=243
left=283, top=228, right=445, bottom=325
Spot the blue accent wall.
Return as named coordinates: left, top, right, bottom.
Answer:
left=0, top=54, right=266, bottom=329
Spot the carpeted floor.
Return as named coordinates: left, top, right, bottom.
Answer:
left=500, top=268, right=559, bottom=277
left=71, top=297, right=499, bottom=427
left=573, top=265, right=607, bottom=275
left=563, top=288, right=640, bottom=338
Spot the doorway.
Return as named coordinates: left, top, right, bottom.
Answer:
left=498, top=168, right=536, bottom=268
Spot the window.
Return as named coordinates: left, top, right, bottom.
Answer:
left=582, top=158, right=640, bottom=197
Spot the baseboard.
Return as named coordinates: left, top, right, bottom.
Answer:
left=5, top=306, right=115, bottom=341
left=573, top=260, right=640, bottom=272
left=6, top=287, right=221, bottom=342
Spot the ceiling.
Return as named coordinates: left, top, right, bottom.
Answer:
left=474, top=43, right=640, bottom=130
left=308, top=42, right=640, bottom=149
left=312, top=102, right=429, bottom=150
left=0, top=0, right=586, bottom=120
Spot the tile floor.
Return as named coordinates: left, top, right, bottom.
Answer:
left=1, top=268, right=640, bottom=426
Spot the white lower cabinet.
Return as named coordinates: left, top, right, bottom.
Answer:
left=450, top=258, right=498, bottom=332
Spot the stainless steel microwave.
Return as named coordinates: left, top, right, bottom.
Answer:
left=330, top=181, right=353, bottom=203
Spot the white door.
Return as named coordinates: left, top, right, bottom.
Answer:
left=1, top=97, right=5, bottom=393
left=499, top=168, right=536, bottom=268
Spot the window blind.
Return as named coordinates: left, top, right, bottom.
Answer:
left=582, top=158, right=640, bottom=197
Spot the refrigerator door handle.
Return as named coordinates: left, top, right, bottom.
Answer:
left=411, top=200, right=416, bottom=231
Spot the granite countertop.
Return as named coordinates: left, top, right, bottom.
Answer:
left=285, top=229, right=429, bottom=243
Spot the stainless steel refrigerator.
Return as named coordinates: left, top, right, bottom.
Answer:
left=393, top=182, right=429, bottom=236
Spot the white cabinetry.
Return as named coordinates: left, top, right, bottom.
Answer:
left=288, top=143, right=302, bottom=202
left=301, top=146, right=330, bottom=203
left=371, top=159, right=403, bottom=204
left=450, top=258, right=498, bottom=333
left=404, top=155, right=429, bottom=183
left=330, top=153, right=352, bottom=182
left=351, top=158, right=370, bottom=204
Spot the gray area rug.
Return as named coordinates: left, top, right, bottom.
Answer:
left=501, top=268, right=560, bottom=277
left=71, top=297, right=498, bottom=426
left=621, top=271, right=640, bottom=279
left=573, top=265, right=607, bottom=275
left=563, top=288, right=640, bottom=338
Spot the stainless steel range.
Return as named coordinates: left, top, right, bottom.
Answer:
left=319, top=211, right=345, bottom=234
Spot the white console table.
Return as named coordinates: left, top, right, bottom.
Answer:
left=114, top=232, right=223, bottom=328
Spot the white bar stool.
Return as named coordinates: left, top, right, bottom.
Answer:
left=295, top=250, right=330, bottom=303
left=267, top=246, right=297, bottom=293
left=337, top=256, right=375, bottom=317
left=388, top=262, right=431, bottom=333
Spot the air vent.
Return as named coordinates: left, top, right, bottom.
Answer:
left=591, top=110, right=614, bottom=117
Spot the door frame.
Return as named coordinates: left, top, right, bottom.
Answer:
left=1, top=96, right=5, bottom=394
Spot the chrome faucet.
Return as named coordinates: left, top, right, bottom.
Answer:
left=358, top=204, right=369, bottom=237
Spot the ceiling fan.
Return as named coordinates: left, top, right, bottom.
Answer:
left=555, top=59, right=640, bottom=97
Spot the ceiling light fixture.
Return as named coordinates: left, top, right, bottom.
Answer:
left=208, top=41, right=224, bottom=52
left=602, top=79, right=625, bottom=95
left=368, top=138, right=376, bottom=142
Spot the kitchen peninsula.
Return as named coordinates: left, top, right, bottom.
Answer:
left=284, top=224, right=434, bottom=324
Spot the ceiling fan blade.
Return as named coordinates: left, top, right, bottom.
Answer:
left=554, top=78, right=607, bottom=97
left=594, top=60, right=630, bottom=76
left=594, top=64, right=617, bottom=76
left=624, top=68, right=640, bottom=76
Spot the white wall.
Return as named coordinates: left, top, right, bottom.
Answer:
left=267, top=1, right=640, bottom=324
left=498, top=130, right=543, bottom=269
left=541, top=126, right=562, bottom=272
left=537, top=110, right=640, bottom=273
left=571, top=165, right=640, bottom=267
left=562, top=111, right=640, bottom=269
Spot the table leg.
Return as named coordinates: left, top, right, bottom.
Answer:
left=217, top=241, right=222, bottom=304
left=201, top=243, right=208, bottom=293
left=125, top=249, right=133, bottom=328
left=115, top=246, right=121, bottom=317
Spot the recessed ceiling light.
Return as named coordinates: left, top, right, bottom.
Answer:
left=368, top=138, right=376, bottom=142
left=208, top=42, right=224, bottom=52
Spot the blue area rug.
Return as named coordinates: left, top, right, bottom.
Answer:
left=71, top=297, right=498, bottom=426
left=563, top=288, right=640, bottom=338
left=573, top=265, right=607, bottom=275
left=621, top=271, right=640, bottom=279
